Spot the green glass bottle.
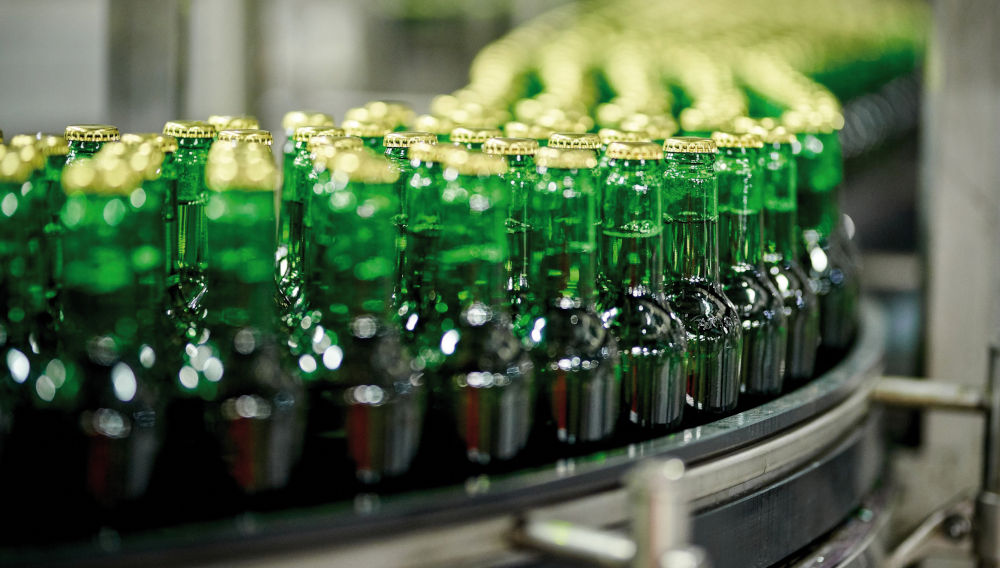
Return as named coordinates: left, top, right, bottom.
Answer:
left=712, top=132, right=788, bottom=398
left=596, top=128, right=650, bottom=182
left=410, top=151, right=534, bottom=469
left=661, top=137, right=742, bottom=416
left=64, top=124, right=120, bottom=166
left=395, top=143, right=458, bottom=333
left=759, top=127, right=820, bottom=383
left=342, top=120, right=393, bottom=154
left=483, top=136, right=540, bottom=319
left=784, top=111, right=860, bottom=359
left=281, top=110, right=335, bottom=177
left=161, top=120, right=215, bottom=319
left=276, top=126, right=346, bottom=312
left=291, top=149, right=423, bottom=494
left=598, top=141, right=687, bottom=432
left=383, top=131, right=438, bottom=324
left=154, top=141, right=305, bottom=520
left=526, top=147, right=620, bottom=449
left=122, top=133, right=179, bottom=285
left=36, top=135, right=71, bottom=335
left=450, top=126, right=503, bottom=151
left=1, top=147, right=165, bottom=541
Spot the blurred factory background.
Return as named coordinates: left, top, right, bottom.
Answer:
left=4, top=2, right=1000, bottom=566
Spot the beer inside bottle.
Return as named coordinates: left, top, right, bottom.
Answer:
left=598, top=141, right=687, bottom=432
left=661, top=137, right=742, bottom=416
left=712, top=132, right=787, bottom=398
left=759, top=128, right=820, bottom=383
left=292, top=149, right=423, bottom=495
left=526, top=147, right=620, bottom=449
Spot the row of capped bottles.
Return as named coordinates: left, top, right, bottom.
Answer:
left=0, top=105, right=858, bottom=540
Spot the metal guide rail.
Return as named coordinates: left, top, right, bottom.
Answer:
left=7, top=303, right=888, bottom=568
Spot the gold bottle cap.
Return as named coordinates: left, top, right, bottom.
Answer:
left=450, top=126, right=503, bottom=144
left=0, top=144, right=44, bottom=183
left=548, top=132, right=601, bottom=150
left=205, top=141, right=278, bottom=192
left=597, top=128, right=651, bottom=145
left=65, top=124, right=121, bottom=143
left=384, top=131, right=438, bottom=148
left=216, top=129, right=274, bottom=145
left=483, top=137, right=539, bottom=156
left=9, top=134, right=35, bottom=147
left=621, top=114, right=678, bottom=141
left=761, top=126, right=797, bottom=145
left=711, top=131, right=764, bottom=149
left=293, top=125, right=345, bottom=143
left=207, top=114, right=260, bottom=131
left=307, top=135, right=365, bottom=154
left=663, top=137, right=718, bottom=154
left=534, top=147, right=598, bottom=170
left=413, top=114, right=454, bottom=136
left=605, top=141, right=663, bottom=161
left=444, top=151, right=508, bottom=176
left=781, top=110, right=842, bottom=134
left=163, top=120, right=215, bottom=139
left=365, top=100, right=415, bottom=128
left=282, top=110, right=335, bottom=133
left=318, top=150, right=401, bottom=185
left=341, top=119, right=393, bottom=139
left=38, top=134, right=70, bottom=157
left=503, top=121, right=555, bottom=141
left=121, top=133, right=178, bottom=153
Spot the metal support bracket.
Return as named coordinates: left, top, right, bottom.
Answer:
left=512, top=458, right=710, bottom=568
left=875, top=346, right=1000, bottom=566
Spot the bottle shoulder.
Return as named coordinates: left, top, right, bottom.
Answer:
left=663, top=279, right=742, bottom=336
left=722, top=266, right=785, bottom=315
left=600, top=293, right=686, bottom=351
left=528, top=306, right=619, bottom=361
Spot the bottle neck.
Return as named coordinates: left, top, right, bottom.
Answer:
left=282, top=140, right=311, bottom=203
left=529, top=166, right=598, bottom=307
left=600, top=158, right=664, bottom=297
left=794, top=132, right=842, bottom=239
left=168, top=138, right=211, bottom=300
left=203, top=190, right=277, bottom=331
left=662, top=152, right=720, bottom=281
left=65, top=140, right=104, bottom=166
left=716, top=147, right=763, bottom=269
left=762, top=143, right=799, bottom=261
left=60, top=188, right=165, bottom=343
left=306, top=179, right=396, bottom=324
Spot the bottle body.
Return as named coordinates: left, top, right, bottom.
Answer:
left=526, top=158, right=620, bottom=451
left=292, top=159, right=424, bottom=495
left=715, top=142, right=787, bottom=397
left=599, top=155, right=687, bottom=432
left=761, top=141, right=819, bottom=383
left=661, top=148, right=742, bottom=416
